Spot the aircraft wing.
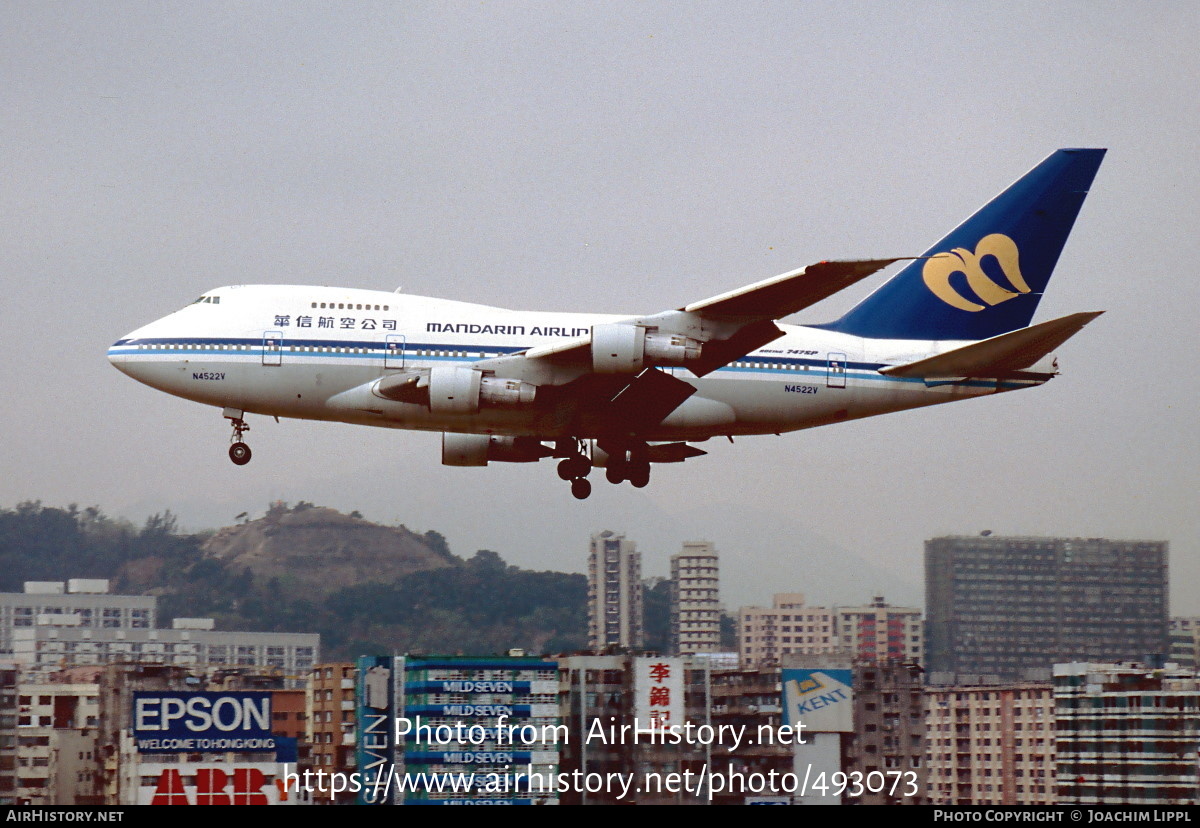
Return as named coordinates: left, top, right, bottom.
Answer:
left=472, top=257, right=903, bottom=435
left=517, top=257, right=904, bottom=373
left=681, top=258, right=906, bottom=321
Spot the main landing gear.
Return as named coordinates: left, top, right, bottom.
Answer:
left=226, top=412, right=252, bottom=466
left=555, top=437, right=655, bottom=499
left=600, top=441, right=651, bottom=489
left=556, top=438, right=592, bottom=500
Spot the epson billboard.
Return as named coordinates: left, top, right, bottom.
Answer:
left=134, top=692, right=277, bottom=753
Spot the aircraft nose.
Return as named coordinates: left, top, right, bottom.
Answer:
left=107, top=334, right=136, bottom=376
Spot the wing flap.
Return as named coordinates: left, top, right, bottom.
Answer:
left=879, top=311, right=1103, bottom=378
left=604, top=367, right=697, bottom=431
left=688, top=319, right=784, bottom=377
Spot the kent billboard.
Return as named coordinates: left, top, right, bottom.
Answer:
left=781, top=669, right=853, bottom=733
left=133, top=692, right=277, bottom=753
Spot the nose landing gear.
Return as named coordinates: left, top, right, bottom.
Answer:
left=229, top=440, right=252, bottom=465
left=225, top=409, right=252, bottom=466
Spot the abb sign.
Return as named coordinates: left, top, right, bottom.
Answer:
left=139, top=765, right=289, bottom=805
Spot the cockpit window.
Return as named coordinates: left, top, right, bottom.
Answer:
left=189, top=295, right=221, bottom=305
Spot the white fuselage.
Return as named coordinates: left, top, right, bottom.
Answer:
left=108, top=284, right=1049, bottom=443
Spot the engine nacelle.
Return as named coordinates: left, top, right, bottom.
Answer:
left=429, top=366, right=482, bottom=414
left=428, top=367, right=537, bottom=414
left=592, top=324, right=701, bottom=373
left=442, top=433, right=550, bottom=466
left=480, top=376, right=537, bottom=408
left=592, top=324, right=644, bottom=373
left=645, top=331, right=702, bottom=366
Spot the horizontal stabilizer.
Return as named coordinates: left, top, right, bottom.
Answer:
left=879, top=311, right=1104, bottom=378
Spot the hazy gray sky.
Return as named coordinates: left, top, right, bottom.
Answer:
left=2, top=2, right=1196, bottom=612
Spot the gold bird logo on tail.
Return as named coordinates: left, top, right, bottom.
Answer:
left=922, top=233, right=1030, bottom=312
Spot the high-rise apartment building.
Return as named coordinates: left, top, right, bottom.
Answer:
left=708, top=666, right=792, bottom=804
left=14, top=676, right=101, bottom=805
left=738, top=594, right=835, bottom=668
left=670, top=541, right=720, bottom=655
left=307, top=661, right=358, bottom=803
left=587, top=531, right=643, bottom=651
left=924, top=682, right=1056, bottom=805
left=738, top=593, right=924, bottom=668
left=834, top=595, right=923, bottom=664
left=1055, top=662, right=1200, bottom=805
left=1168, top=617, right=1200, bottom=670
left=925, top=536, right=1168, bottom=683
left=846, top=660, right=927, bottom=805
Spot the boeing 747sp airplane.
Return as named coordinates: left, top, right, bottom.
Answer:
left=109, top=149, right=1106, bottom=499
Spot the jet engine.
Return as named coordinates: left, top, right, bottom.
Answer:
left=591, top=324, right=702, bottom=373
left=376, top=367, right=536, bottom=414
left=441, top=433, right=552, bottom=466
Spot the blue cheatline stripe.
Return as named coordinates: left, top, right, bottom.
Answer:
left=107, top=339, right=1042, bottom=390
left=111, top=336, right=529, bottom=354
left=109, top=337, right=879, bottom=370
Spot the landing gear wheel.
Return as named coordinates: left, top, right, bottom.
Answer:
left=226, top=414, right=252, bottom=465
left=628, top=462, right=650, bottom=488
left=558, top=455, right=591, bottom=479
left=229, top=442, right=252, bottom=466
left=558, top=437, right=593, bottom=492
left=605, top=464, right=626, bottom=485
left=629, top=443, right=649, bottom=467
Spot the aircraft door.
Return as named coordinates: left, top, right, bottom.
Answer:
left=384, top=334, right=405, bottom=369
left=262, top=331, right=283, bottom=366
left=826, top=352, right=847, bottom=388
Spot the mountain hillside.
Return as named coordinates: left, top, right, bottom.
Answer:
left=0, top=501, right=590, bottom=658
left=200, top=502, right=455, bottom=596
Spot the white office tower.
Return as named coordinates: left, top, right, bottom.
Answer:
left=587, top=531, right=643, bottom=651
left=670, top=541, right=721, bottom=655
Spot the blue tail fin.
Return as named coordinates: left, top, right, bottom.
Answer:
left=819, top=148, right=1106, bottom=341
